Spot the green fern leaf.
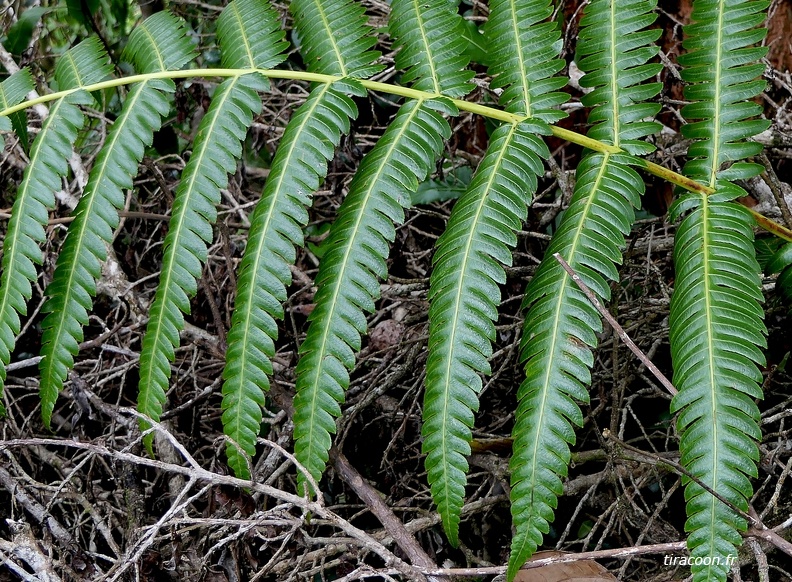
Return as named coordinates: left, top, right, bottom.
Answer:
left=222, top=79, right=363, bottom=479
left=669, top=0, right=770, bottom=577
left=509, top=153, right=643, bottom=579
left=678, top=0, right=769, bottom=183
left=423, top=121, right=550, bottom=546
left=389, top=0, right=474, bottom=98
left=577, top=0, right=662, bottom=154
left=0, top=38, right=111, bottom=416
left=669, top=196, right=765, bottom=582
left=217, top=0, right=288, bottom=70
left=0, top=69, right=34, bottom=133
left=38, top=80, right=173, bottom=427
left=422, top=0, right=572, bottom=540
left=137, top=74, right=267, bottom=443
left=121, top=11, right=196, bottom=74
left=483, top=0, right=567, bottom=121
left=507, top=0, right=661, bottom=575
left=0, top=70, right=36, bottom=413
left=293, top=99, right=452, bottom=492
left=137, top=0, right=287, bottom=445
left=290, top=0, right=382, bottom=78
left=36, top=12, right=195, bottom=429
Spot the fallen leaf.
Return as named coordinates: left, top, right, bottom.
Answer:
left=515, top=551, right=618, bottom=582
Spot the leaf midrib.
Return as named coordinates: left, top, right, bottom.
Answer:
left=409, top=0, right=441, bottom=95
left=230, top=3, right=257, bottom=70
left=708, top=0, right=726, bottom=188
left=507, top=0, right=532, bottom=117
left=311, top=0, right=348, bottom=77
left=609, top=0, right=620, bottom=146
left=702, top=0, right=726, bottom=570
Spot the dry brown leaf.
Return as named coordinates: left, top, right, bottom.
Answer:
left=515, top=551, right=618, bottom=582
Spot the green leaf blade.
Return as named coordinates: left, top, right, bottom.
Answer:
left=290, top=0, right=382, bottom=78
left=0, top=69, right=35, bottom=133
left=576, top=0, right=662, bottom=152
left=293, top=100, right=450, bottom=492
left=38, top=79, right=173, bottom=427
left=217, top=0, right=289, bottom=70
left=389, top=0, right=474, bottom=98
left=508, top=154, right=643, bottom=580
left=669, top=197, right=765, bottom=582
left=121, top=11, right=196, bottom=74
left=484, top=0, right=567, bottom=121
left=0, top=38, right=111, bottom=419
left=678, top=0, right=770, bottom=185
left=424, top=120, right=550, bottom=545
left=222, top=80, right=362, bottom=479
left=138, top=73, right=265, bottom=445
left=670, top=0, right=771, bottom=577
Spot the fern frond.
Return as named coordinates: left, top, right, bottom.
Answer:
left=0, top=69, right=34, bottom=133
left=222, top=79, right=363, bottom=479
left=422, top=0, right=569, bottom=543
left=678, top=0, right=769, bottom=184
left=217, top=0, right=288, bottom=70
left=508, top=0, right=661, bottom=574
left=669, top=197, right=765, bottom=582
left=293, top=99, right=453, bottom=491
left=137, top=0, right=288, bottom=444
left=669, top=0, right=770, bottom=577
left=0, top=38, right=111, bottom=415
left=576, top=0, right=662, bottom=154
left=0, top=70, right=36, bottom=412
left=389, top=0, right=474, bottom=98
left=290, top=0, right=382, bottom=78
left=137, top=73, right=266, bottom=443
left=38, top=80, right=173, bottom=427
left=508, top=153, right=643, bottom=579
left=35, top=13, right=195, bottom=429
left=483, top=0, right=567, bottom=121
left=423, top=121, right=549, bottom=546
left=121, top=11, right=196, bottom=74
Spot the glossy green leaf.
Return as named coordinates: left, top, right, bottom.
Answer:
left=293, top=99, right=451, bottom=493
left=669, top=0, right=770, bottom=578
left=222, top=80, right=363, bottom=479
left=0, top=38, right=111, bottom=420
left=424, top=120, right=549, bottom=546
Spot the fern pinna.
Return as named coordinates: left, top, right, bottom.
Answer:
left=422, top=0, right=563, bottom=547
left=222, top=0, right=378, bottom=479
left=40, top=13, right=195, bottom=430
left=0, top=0, right=785, bottom=579
left=137, top=0, right=286, bottom=446
left=507, top=0, right=661, bottom=575
left=292, top=0, right=472, bottom=491
left=0, top=39, right=112, bottom=421
left=0, top=68, right=34, bottom=415
left=668, top=0, right=771, bottom=578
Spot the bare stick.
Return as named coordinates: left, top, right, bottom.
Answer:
left=553, top=253, right=678, bottom=396
left=0, top=437, right=423, bottom=581
left=331, top=449, right=438, bottom=575
left=423, top=540, right=688, bottom=577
